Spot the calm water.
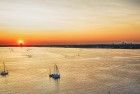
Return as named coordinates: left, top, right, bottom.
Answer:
left=0, top=47, right=140, bottom=94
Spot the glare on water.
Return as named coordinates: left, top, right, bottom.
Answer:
left=0, top=47, right=140, bottom=94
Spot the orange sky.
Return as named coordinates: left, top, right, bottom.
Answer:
left=0, top=24, right=139, bottom=45
left=0, top=0, right=140, bottom=45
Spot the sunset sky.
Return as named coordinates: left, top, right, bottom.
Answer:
left=0, top=0, right=140, bottom=45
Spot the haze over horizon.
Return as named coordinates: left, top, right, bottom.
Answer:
left=0, top=0, right=140, bottom=45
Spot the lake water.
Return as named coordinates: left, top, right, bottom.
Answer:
left=0, top=47, right=140, bottom=94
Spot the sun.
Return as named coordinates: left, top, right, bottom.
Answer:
left=18, top=40, right=24, bottom=46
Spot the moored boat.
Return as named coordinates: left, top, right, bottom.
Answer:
left=49, top=64, right=60, bottom=79
left=1, top=61, right=8, bottom=76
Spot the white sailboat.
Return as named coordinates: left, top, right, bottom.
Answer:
left=49, top=64, right=60, bottom=79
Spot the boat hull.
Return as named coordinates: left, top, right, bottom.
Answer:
left=1, top=71, right=8, bottom=76
left=49, top=74, right=60, bottom=79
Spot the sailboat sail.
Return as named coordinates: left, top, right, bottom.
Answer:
left=54, top=64, right=59, bottom=74
left=3, top=61, right=6, bottom=72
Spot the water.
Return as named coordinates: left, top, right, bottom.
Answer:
left=0, top=47, right=140, bottom=94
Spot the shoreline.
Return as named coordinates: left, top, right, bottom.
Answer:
left=0, top=44, right=140, bottom=49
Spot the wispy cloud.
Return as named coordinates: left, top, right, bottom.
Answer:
left=0, top=0, right=139, bottom=29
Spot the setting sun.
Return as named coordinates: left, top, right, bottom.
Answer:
left=18, top=40, right=24, bottom=46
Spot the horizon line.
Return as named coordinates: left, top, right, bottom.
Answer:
left=0, top=44, right=139, bottom=49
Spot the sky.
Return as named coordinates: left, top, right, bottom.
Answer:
left=0, top=0, right=140, bottom=45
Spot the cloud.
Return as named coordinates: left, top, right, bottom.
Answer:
left=0, top=0, right=139, bottom=29
left=120, top=0, right=140, bottom=7
left=128, top=0, right=140, bottom=5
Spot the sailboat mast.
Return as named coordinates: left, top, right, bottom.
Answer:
left=3, top=61, right=6, bottom=72
left=56, top=65, right=59, bottom=74
left=54, top=64, right=59, bottom=74
left=54, top=65, right=56, bottom=74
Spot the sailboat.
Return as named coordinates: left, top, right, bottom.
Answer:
left=27, top=54, right=32, bottom=58
left=49, top=64, right=60, bottom=79
left=1, top=61, right=8, bottom=76
left=26, top=49, right=32, bottom=58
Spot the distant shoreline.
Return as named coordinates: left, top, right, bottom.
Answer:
left=0, top=44, right=140, bottom=49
